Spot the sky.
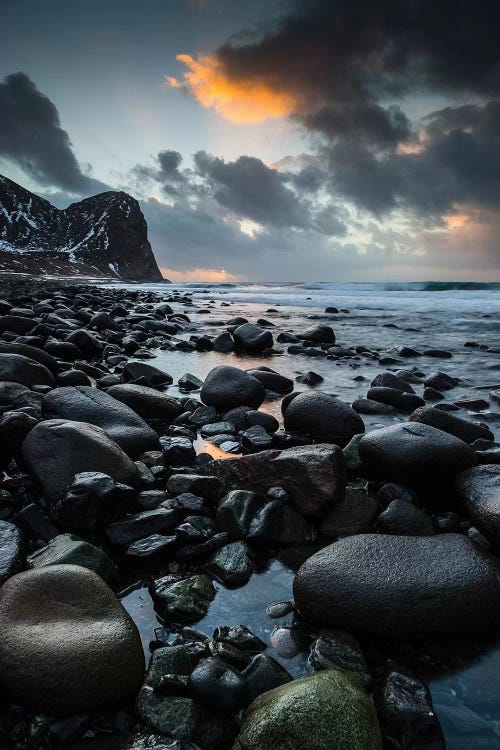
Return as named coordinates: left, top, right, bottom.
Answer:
left=1, top=0, right=500, bottom=282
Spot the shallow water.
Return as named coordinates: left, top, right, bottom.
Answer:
left=119, top=281, right=500, bottom=748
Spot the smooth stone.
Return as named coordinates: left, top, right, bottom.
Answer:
left=42, top=386, right=159, bottom=459
left=213, top=331, right=235, bottom=352
left=0, top=565, right=144, bottom=712
left=424, top=372, right=458, bottom=391
left=22, top=419, right=140, bottom=503
left=294, top=533, right=500, bottom=637
left=410, top=405, right=494, bottom=444
left=54, top=471, right=137, bottom=531
left=107, top=384, right=183, bottom=424
left=123, top=361, right=173, bottom=386
left=296, top=371, right=324, bottom=386
left=371, top=372, right=415, bottom=393
left=28, top=532, right=116, bottom=582
left=283, top=391, right=364, bottom=448
left=106, top=509, right=179, bottom=545
left=233, top=670, right=381, bottom=750
left=0, top=353, right=54, bottom=387
left=188, top=657, right=248, bottom=712
left=245, top=410, right=279, bottom=433
left=367, top=387, right=425, bottom=413
left=358, top=422, right=477, bottom=487
left=300, top=325, right=336, bottom=344
left=233, top=324, right=273, bottom=352
left=455, top=465, right=500, bottom=548
left=210, top=444, right=346, bottom=519
left=246, top=368, right=293, bottom=394
left=205, top=541, right=254, bottom=586
left=201, top=366, right=265, bottom=410
left=352, top=398, right=397, bottom=415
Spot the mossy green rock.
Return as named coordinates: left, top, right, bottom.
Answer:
left=233, top=670, right=382, bottom=750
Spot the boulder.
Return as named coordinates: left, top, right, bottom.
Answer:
left=0, top=520, right=25, bottom=585
left=233, top=670, right=381, bottom=750
left=371, top=372, right=415, bottom=393
left=366, top=387, right=424, bottom=413
left=0, top=565, right=144, bottom=712
left=210, top=444, right=346, bottom=518
left=0, top=353, right=54, bottom=387
left=294, top=533, right=500, bottom=637
left=410, top=405, right=493, bottom=444
left=358, top=422, right=477, bottom=487
left=201, top=367, right=265, bottom=410
left=283, top=391, right=364, bottom=448
left=22, top=419, right=140, bottom=503
left=455, top=465, right=500, bottom=548
left=299, top=325, right=336, bottom=344
left=42, top=386, right=159, bottom=458
left=233, top=324, right=273, bottom=352
left=107, top=384, right=183, bottom=424
left=27, top=533, right=116, bottom=583
left=246, top=368, right=293, bottom=395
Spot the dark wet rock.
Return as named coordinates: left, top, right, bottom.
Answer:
left=188, top=657, right=248, bottom=712
left=241, top=424, right=274, bottom=452
left=242, top=654, right=292, bottom=702
left=233, top=323, right=273, bottom=352
left=310, top=630, right=371, bottom=687
left=296, top=370, right=324, bottom=386
left=375, top=670, right=445, bottom=750
left=151, top=574, right=216, bottom=622
left=106, top=508, right=179, bottom=545
left=424, top=371, right=459, bottom=391
left=454, top=397, right=490, bottom=411
left=66, top=329, right=103, bottom=359
left=283, top=391, right=364, bottom=448
left=167, top=474, right=221, bottom=501
left=178, top=373, right=203, bottom=391
left=201, top=366, right=265, bottom=410
left=376, top=483, right=417, bottom=508
left=352, top=398, right=397, bottom=415
left=0, top=381, right=42, bottom=416
left=107, top=384, right=183, bottom=425
left=213, top=625, right=265, bottom=653
left=0, top=342, right=58, bottom=375
left=123, top=361, right=173, bottom=386
left=0, top=353, right=54, bottom=387
left=0, top=315, right=35, bottom=335
left=248, top=497, right=317, bottom=545
left=54, top=471, right=137, bottom=530
left=244, top=410, right=279, bottom=432
left=358, top=422, right=477, bottom=488
left=424, top=349, right=453, bottom=358
left=299, top=325, right=336, bottom=344
left=0, top=564, right=144, bottom=712
left=161, top=437, right=196, bottom=467
left=22, top=419, right=140, bottom=503
left=216, top=490, right=267, bottom=538
left=294, top=533, right=500, bottom=637
left=213, top=331, right=235, bottom=353
left=367, top=387, right=425, bottom=413
left=424, top=386, right=445, bottom=401
left=42, top=386, right=160, bottom=459
left=410, top=405, right=493, bottom=444
left=44, top=340, right=83, bottom=361
left=378, top=498, right=435, bottom=536
left=233, top=670, right=381, bottom=750
left=320, top=483, right=378, bottom=537
left=0, top=520, right=25, bottom=585
left=136, top=645, right=238, bottom=749
left=201, top=421, right=236, bottom=438
left=455, top=466, right=500, bottom=548
left=390, top=346, right=421, bottom=358
left=205, top=540, right=254, bottom=585
left=14, top=502, right=58, bottom=543
left=210, top=443, right=346, bottom=519
left=125, top=533, right=178, bottom=563
left=27, top=532, right=117, bottom=583
left=371, top=372, right=415, bottom=393
left=57, top=368, right=93, bottom=386
left=176, top=515, right=217, bottom=543
left=246, top=368, right=293, bottom=395
left=266, top=601, right=294, bottom=618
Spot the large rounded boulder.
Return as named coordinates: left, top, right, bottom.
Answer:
left=284, top=391, right=364, bottom=448
left=233, top=323, right=273, bottom=353
left=294, top=533, right=500, bottom=637
left=233, top=670, right=381, bottom=750
left=201, top=366, right=266, bottom=410
left=0, top=565, right=144, bottom=713
left=0, top=353, right=54, bottom=387
left=22, top=419, right=140, bottom=503
left=42, top=386, right=159, bottom=458
left=358, top=422, right=477, bottom=487
left=107, top=384, right=183, bottom=425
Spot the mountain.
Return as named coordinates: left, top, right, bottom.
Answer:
left=0, top=175, right=163, bottom=281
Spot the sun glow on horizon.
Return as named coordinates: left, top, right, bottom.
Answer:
left=166, top=53, right=298, bottom=124
left=160, top=266, right=243, bottom=282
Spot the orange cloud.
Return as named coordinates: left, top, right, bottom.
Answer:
left=443, top=213, right=469, bottom=230
left=166, top=53, right=298, bottom=124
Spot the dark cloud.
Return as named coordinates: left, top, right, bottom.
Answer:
left=214, top=0, right=500, bottom=146
left=0, top=72, right=107, bottom=195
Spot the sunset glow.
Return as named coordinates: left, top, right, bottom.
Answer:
left=166, top=53, right=298, bottom=124
left=160, top=266, right=243, bottom=282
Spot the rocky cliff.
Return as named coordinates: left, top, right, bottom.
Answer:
left=0, top=175, right=163, bottom=281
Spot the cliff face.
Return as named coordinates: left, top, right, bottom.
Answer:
left=0, top=175, right=163, bottom=281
